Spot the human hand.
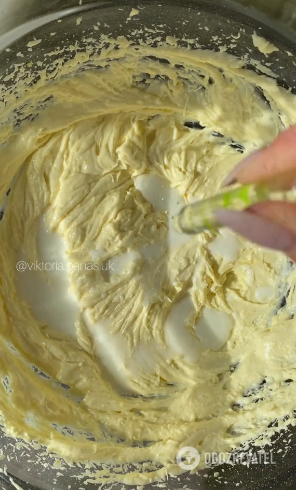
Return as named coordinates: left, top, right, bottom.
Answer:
left=215, top=126, right=296, bottom=262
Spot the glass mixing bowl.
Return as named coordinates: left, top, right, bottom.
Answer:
left=1, top=1, right=296, bottom=489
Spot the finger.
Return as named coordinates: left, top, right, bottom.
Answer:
left=214, top=208, right=295, bottom=254
left=249, top=201, right=296, bottom=234
left=223, top=126, right=296, bottom=189
left=248, top=201, right=296, bottom=258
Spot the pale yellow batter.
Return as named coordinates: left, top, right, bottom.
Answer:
left=252, top=32, right=279, bottom=55
left=1, top=33, right=296, bottom=486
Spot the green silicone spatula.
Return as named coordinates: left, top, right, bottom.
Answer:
left=174, top=183, right=296, bottom=235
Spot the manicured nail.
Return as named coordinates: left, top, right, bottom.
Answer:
left=222, top=151, right=261, bottom=187
left=215, top=209, right=295, bottom=252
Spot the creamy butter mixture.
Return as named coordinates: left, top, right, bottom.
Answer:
left=1, top=33, right=296, bottom=485
left=252, top=32, right=279, bottom=55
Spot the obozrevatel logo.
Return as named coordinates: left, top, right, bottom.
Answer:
left=176, top=446, right=200, bottom=471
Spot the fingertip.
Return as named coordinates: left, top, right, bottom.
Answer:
left=215, top=208, right=295, bottom=253
left=222, top=150, right=262, bottom=188
left=222, top=125, right=296, bottom=189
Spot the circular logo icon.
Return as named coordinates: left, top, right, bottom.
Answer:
left=176, top=446, right=200, bottom=471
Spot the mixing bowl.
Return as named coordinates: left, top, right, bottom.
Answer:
left=1, top=1, right=296, bottom=489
